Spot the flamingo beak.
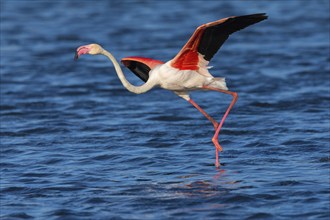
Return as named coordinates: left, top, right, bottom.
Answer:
left=74, top=46, right=91, bottom=61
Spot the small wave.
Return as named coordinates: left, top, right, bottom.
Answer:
left=2, top=212, right=33, bottom=219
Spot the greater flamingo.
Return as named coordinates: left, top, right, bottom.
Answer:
left=74, top=13, right=267, bottom=167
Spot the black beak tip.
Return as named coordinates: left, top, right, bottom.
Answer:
left=74, top=52, right=79, bottom=61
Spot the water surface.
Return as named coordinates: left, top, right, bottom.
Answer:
left=1, top=0, right=329, bottom=219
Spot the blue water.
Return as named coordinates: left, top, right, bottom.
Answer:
left=1, top=0, right=329, bottom=219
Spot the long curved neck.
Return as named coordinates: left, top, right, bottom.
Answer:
left=101, top=49, right=155, bottom=94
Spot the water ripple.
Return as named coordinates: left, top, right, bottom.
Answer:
left=1, top=0, right=329, bottom=219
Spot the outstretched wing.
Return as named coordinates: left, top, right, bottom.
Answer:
left=121, top=57, right=164, bottom=82
left=171, top=13, right=268, bottom=70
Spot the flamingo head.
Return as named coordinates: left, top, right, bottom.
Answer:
left=74, top=43, right=103, bottom=60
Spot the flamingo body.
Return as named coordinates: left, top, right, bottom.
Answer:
left=75, top=13, right=268, bottom=167
left=152, top=62, right=227, bottom=98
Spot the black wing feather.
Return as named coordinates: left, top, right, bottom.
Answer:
left=124, top=61, right=150, bottom=82
left=198, top=13, right=267, bottom=61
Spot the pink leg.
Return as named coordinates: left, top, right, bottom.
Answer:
left=215, top=149, right=219, bottom=168
left=188, top=99, right=218, bottom=130
left=203, top=86, right=238, bottom=167
left=188, top=99, right=222, bottom=167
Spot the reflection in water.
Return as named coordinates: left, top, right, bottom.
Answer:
left=170, top=169, right=240, bottom=198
